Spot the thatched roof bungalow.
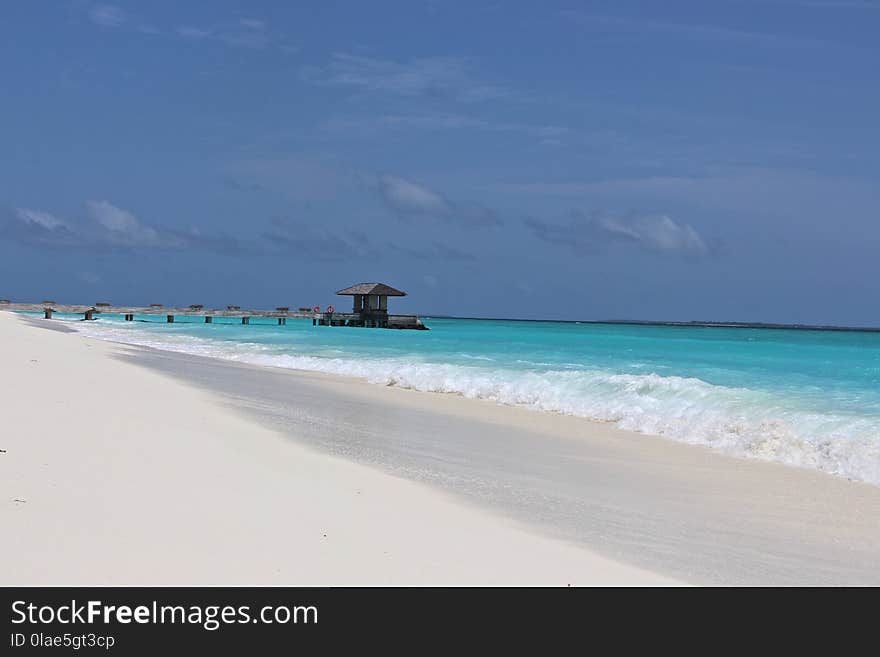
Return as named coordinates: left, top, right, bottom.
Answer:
left=336, top=283, right=406, bottom=315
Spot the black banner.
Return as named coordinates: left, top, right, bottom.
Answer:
left=0, top=586, right=869, bottom=653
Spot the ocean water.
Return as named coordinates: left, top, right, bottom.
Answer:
left=39, top=312, right=880, bottom=485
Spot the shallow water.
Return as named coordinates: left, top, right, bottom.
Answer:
left=41, top=312, right=880, bottom=485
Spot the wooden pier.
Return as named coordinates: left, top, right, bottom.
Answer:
left=312, top=311, right=425, bottom=329
left=1, top=302, right=310, bottom=324
left=0, top=286, right=428, bottom=330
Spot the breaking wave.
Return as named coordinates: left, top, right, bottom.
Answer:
left=71, top=318, right=880, bottom=486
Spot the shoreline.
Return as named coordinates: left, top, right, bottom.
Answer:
left=0, top=311, right=676, bottom=585
left=48, top=310, right=880, bottom=488
left=117, top=344, right=880, bottom=584
left=5, top=311, right=880, bottom=584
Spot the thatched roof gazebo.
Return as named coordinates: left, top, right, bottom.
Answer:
left=336, top=283, right=407, bottom=326
left=336, top=282, right=407, bottom=297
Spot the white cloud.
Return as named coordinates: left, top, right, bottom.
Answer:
left=84, top=5, right=288, bottom=51
left=6, top=202, right=247, bottom=253
left=88, top=5, right=127, bottom=28
left=525, top=213, right=710, bottom=258
left=563, top=11, right=839, bottom=50
left=174, top=20, right=277, bottom=49
left=378, top=175, right=502, bottom=227
left=388, top=114, right=566, bottom=138
left=498, top=169, right=880, bottom=231
left=379, top=175, right=451, bottom=215
left=599, top=215, right=708, bottom=255
left=305, top=53, right=513, bottom=102
left=86, top=200, right=167, bottom=247
left=323, top=113, right=568, bottom=142
left=16, top=208, right=70, bottom=231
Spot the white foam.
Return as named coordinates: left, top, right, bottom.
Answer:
left=73, top=320, right=880, bottom=485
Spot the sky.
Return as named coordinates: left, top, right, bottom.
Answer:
left=1, top=1, right=879, bottom=325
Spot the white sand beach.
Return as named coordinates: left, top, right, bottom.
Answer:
left=0, top=311, right=675, bottom=585
left=3, top=310, right=880, bottom=585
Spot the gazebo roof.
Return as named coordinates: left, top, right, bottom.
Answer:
left=336, top=282, right=407, bottom=297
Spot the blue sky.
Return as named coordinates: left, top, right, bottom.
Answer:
left=1, top=1, right=878, bottom=324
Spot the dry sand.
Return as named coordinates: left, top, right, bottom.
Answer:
left=4, top=310, right=880, bottom=585
left=0, top=311, right=676, bottom=585
left=122, top=338, right=880, bottom=585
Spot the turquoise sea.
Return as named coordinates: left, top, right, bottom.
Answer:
left=43, top=312, right=880, bottom=485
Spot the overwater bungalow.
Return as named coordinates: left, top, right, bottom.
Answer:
left=313, top=282, right=426, bottom=329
